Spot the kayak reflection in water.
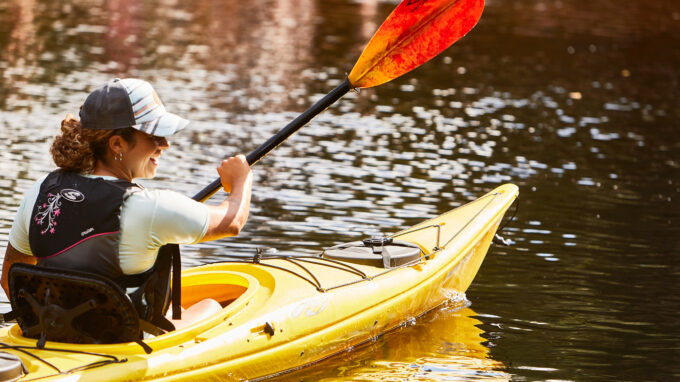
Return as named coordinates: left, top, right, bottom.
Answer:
left=0, top=78, right=253, bottom=336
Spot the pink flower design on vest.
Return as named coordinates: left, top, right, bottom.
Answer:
left=34, top=188, right=85, bottom=235
left=34, top=193, right=61, bottom=235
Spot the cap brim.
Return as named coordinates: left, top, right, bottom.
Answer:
left=131, top=112, right=189, bottom=137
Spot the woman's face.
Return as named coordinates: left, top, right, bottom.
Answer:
left=123, top=131, right=170, bottom=179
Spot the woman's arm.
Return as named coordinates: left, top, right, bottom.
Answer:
left=199, top=155, right=253, bottom=242
left=1, top=244, right=37, bottom=296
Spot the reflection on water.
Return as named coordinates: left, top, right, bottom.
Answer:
left=270, top=304, right=509, bottom=382
left=1, top=0, right=679, bottom=380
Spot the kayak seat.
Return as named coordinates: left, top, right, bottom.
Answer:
left=321, top=238, right=423, bottom=268
left=4, top=263, right=155, bottom=349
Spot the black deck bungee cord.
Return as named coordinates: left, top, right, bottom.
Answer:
left=0, top=342, right=126, bottom=380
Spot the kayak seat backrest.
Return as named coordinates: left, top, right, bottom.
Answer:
left=6, top=263, right=141, bottom=347
left=322, top=239, right=423, bottom=268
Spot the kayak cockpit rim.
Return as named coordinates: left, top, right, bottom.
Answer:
left=5, top=270, right=261, bottom=354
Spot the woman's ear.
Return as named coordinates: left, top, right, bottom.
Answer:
left=108, top=134, right=128, bottom=157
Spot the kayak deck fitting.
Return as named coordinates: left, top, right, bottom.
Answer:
left=0, top=184, right=518, bottom=381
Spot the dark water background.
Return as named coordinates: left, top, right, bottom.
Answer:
left=1, top=0, right=678, bottom=380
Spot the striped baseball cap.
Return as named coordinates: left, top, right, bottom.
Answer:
left=79, top=78, right=189, bottom=137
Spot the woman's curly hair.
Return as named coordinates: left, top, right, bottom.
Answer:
left=50, top=114, right=136, bottom=173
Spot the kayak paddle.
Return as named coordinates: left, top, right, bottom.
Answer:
left=193, top=0, right=484, bottom=202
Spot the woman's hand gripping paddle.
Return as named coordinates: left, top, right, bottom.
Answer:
left=193, top=0, right=484, bottom=202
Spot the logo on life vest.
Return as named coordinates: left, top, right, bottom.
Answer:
left=60, top=189, right=85, bottom=202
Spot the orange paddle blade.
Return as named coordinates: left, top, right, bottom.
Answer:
left=349, top=0, right=484, bottom=89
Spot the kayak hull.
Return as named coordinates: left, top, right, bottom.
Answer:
left=0, top=184, right=518, bottom=381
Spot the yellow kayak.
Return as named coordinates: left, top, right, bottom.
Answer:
left=0, top=184, right=518, bottom=381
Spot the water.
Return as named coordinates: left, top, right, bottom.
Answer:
left=1, top=0, right=678, bottom=380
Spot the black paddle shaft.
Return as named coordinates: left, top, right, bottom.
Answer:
left=192, top=78, right=352, bottom=202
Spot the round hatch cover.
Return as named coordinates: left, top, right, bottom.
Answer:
left=0, top=352, right=25, bottom=381
left=322, top=239, right=422, bottom=268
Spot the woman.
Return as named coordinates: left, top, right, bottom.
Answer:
left=1, top=78, right=253, bottom=332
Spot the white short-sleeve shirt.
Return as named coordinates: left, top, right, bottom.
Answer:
left=9, top=174, right=210, bottom=275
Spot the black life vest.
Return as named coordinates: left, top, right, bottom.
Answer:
left=29, top=170, right=136, bottom=278
left=27, top=170, right=180, bottom=332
